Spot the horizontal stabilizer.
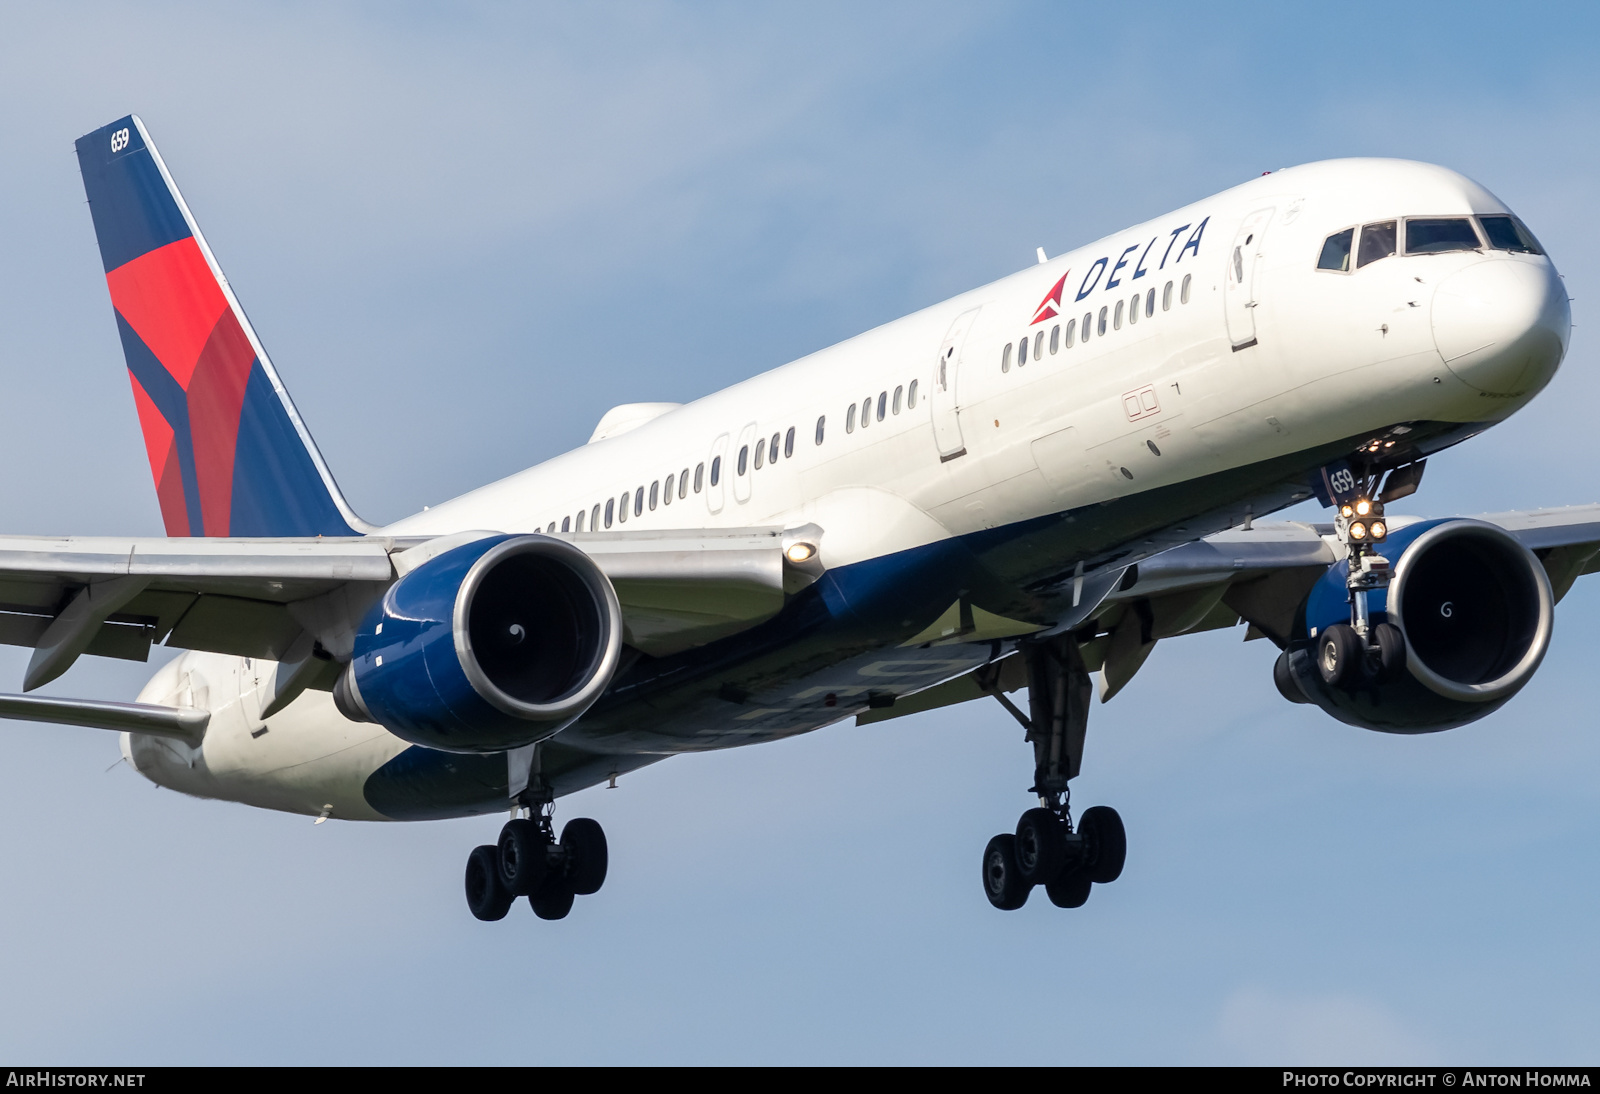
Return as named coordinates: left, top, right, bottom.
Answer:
left=0, top=692, right=207, bottom=744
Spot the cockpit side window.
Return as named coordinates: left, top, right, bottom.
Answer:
left=1405, top=217, right=1482, bottom=255
left=1479, top=215, right=1544, bottom=255
left=1356, top=221, right=1397, bottom=268
left=1317, top=228, right=1354, bottom=272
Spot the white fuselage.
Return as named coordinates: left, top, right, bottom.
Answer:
left=124, top=158, right=1571, bottom=820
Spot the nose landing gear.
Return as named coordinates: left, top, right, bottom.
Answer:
left=978, top=635, right=1127, bottom=911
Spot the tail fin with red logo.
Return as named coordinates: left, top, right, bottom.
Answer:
left=75, top=115, right=367, bottom=538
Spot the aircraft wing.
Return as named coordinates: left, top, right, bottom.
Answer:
left=861, top=504, right=1600, bottom=724
left=0, top=527, right=808, bottom=690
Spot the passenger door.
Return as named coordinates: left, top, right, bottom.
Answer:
left=931, top=307, right=981, bottom=462
left=1225, top=207, right=1275, bottom=350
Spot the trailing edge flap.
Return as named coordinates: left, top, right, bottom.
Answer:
left=0, top=525, right=818, bottom=672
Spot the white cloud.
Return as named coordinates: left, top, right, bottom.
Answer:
left=1215, top=985, right=1442, bottom=1065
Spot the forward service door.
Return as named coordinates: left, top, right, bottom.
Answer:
left=931, top=307, right=981, bottom=461
left=1225, top=207, right=1275, bottom=350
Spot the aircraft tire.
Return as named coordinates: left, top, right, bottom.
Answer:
left=1372, top=622, right=1406, bottom=680
left=561, top=818, right=608, bottom=896
left=529, top=878, right=576, bottom=920
left=1079, top=805, right=1126, bottom=884
left=982, top=833, right=1030, bottom=911
left=465, top=844, right=514, bottom=922
left=498, top=818, right=549, bottom=897
left=1317, top=624, right=1362, bottom=687
left=1014, top=807, right=1066, bottom=886
left=1045, top=867, right=1092, bottom=909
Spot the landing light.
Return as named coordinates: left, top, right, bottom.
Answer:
left=786, top=542, right=817, bottom=564
left=1355, top=498, right=1372, bottom=517
left=1370, top=520, right=1387, bottom=540
left=1340, top=504, right=1354, bottom=518
left=1349, top=521, right=1368, bottom=540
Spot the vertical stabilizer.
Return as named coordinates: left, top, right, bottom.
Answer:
left=75, top=115, right=367, bottom=538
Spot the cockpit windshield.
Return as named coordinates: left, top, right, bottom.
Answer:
left=1318, top=213, right=1544, bottom=272
left=1356, top=221, right=1396, bottom=268
left=1405, top=218, right=1481, bottom=255
left=1479, top=215, right=1544, bottom=255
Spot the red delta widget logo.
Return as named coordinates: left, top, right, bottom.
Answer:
left=1031, top=272, right=1069, bottom=325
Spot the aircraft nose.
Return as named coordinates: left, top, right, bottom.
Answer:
left=1431, top=258, right=1570, bottom=396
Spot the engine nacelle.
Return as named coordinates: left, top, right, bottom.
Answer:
left=334, top=534, right=622, bottom=752
left=1281, top=518, right=1553, bottom=733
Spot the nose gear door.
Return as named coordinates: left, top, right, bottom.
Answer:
left=1225, top=207, right=1275, bottom=350
left=931, top=307, right=981, bottom=462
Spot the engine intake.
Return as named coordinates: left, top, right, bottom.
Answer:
left=1284, top=518, right=1553, bottom=732
left=336, top=534, right=622, bottom=752
left=1388, top=520, right=1552, bottom=703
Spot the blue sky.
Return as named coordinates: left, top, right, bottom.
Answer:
left=0, top=1, right=1598, bottom=1063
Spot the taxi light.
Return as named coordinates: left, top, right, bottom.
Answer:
left=1340, top=504, right=1354, bottom=518
left=1370, top=520, right=1387, bottom=540
left=1349, top=521, right=1368, bottom=540
left=785, top=542, right=817, bottom=564
left=1355, top=498, right=1372, bottom=516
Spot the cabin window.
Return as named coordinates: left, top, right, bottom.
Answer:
left=1050, top=324, right=1060, bottom=353
left=1145, top=288, right=1155, bottom=317
left=1162, top=281, right=1173, bottom=310
left=1405, top=217, right=1481, bottom=255
left=604, top=498, right=614, bottom=528
left=738, top=445, right=749, bottom=475
left=664, top=473, right=674, bottom=504
left=575, top=510, right=585, bottom=532
left=815, top=415, right=826, bottom=444
left=699, top=461, right=709, bottom=490
left=1479, top=215, right=1543, bottom=254
left=591, top=504, right=602, bottom=529
left=846, top=403, right=857, bottom=432
left=1114, top=299, right=1124, bottom=329
left=649, top=481, right=659, bottom=510
left=1064, top=318, right=1076, bottom=347
left=562, top=515, right=571, bottom=532
left=754, top=440, right=764, bottom=469
left=861, top=397, right=872, bottom=428
left=907, top=380, right=918, bottom=408
left=1082, top=312, right=1093, bottom=341
left=877, top=392, right=887, bottom=421
left=770, top=433, right=780, bottom=462
left=635, top=486, right=644, bottom=515
left=683, top=467, right=691, bottom=497
left=1317, top=227, right=1354, bottom=272
left=1128, top=294, right=1139, bottom=325
left=1180, top=274, right=1192, bottom=304
left=618, top=492, right=628, bottom=522
left=1033, top=331, right=1044, bottom=360
left=545, top=522, right=554, bottom=533
left=1002, top=343, right=1012, bottom=372
left=785, top=426, right=796, bottom=455
left=892, top=386, right=903, bottom=414
left=1098, top=306, right=1108, bottom=336
left=1356, top=221, right=1397, bottom=268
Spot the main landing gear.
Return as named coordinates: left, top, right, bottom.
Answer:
left=463, top=749, right=608, bottom=922
left=978, top=635, right=1127, bottom=911
left=464, top=811, right=608, bottom=922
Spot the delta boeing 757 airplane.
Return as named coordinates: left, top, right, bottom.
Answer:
left=1, top=115, right=1583, bottom=920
